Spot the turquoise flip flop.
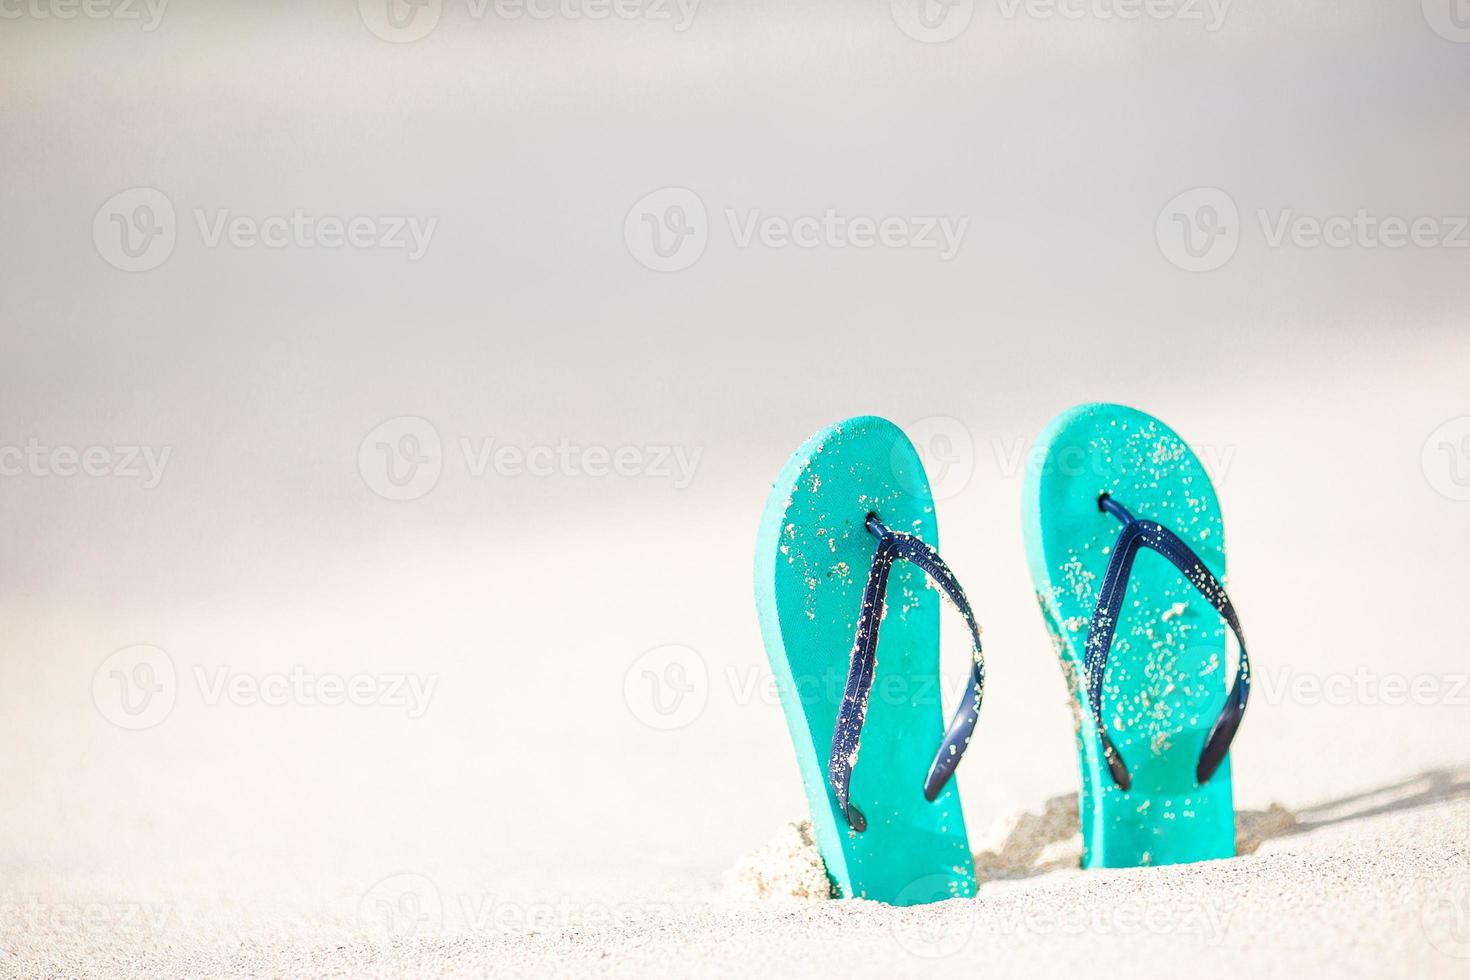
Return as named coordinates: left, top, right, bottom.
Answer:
left=755, top=416, right=985, bottom=905
left=1022, top=403, right=1251, bottom=869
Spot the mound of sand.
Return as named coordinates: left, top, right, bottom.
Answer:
left=727, top=796, right=1300, bottom=899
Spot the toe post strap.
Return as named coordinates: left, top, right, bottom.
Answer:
left=829, top=514, right=987, bottom=831
left=1086, top=495, right=1251, bottom=791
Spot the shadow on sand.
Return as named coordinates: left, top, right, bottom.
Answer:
left=974, top=765, right=1470, bottom=882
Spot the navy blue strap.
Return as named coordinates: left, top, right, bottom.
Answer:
left=829, top=514, right=986, bottom=832
left=1085, top=496, right=1251, bottom=790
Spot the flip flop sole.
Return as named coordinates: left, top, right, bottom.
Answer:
left=755, top=416, right=975, bottom=904
left=1022, top=403, right=1236, bottom=868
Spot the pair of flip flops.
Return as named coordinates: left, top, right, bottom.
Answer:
left=754, top=404, right=1251, bottom=906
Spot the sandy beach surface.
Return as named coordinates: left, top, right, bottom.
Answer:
left=8, top=784, right=1470, bottom=977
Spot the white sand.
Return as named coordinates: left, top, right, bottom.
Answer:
left=7, top=779, right=1468, bottom=977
